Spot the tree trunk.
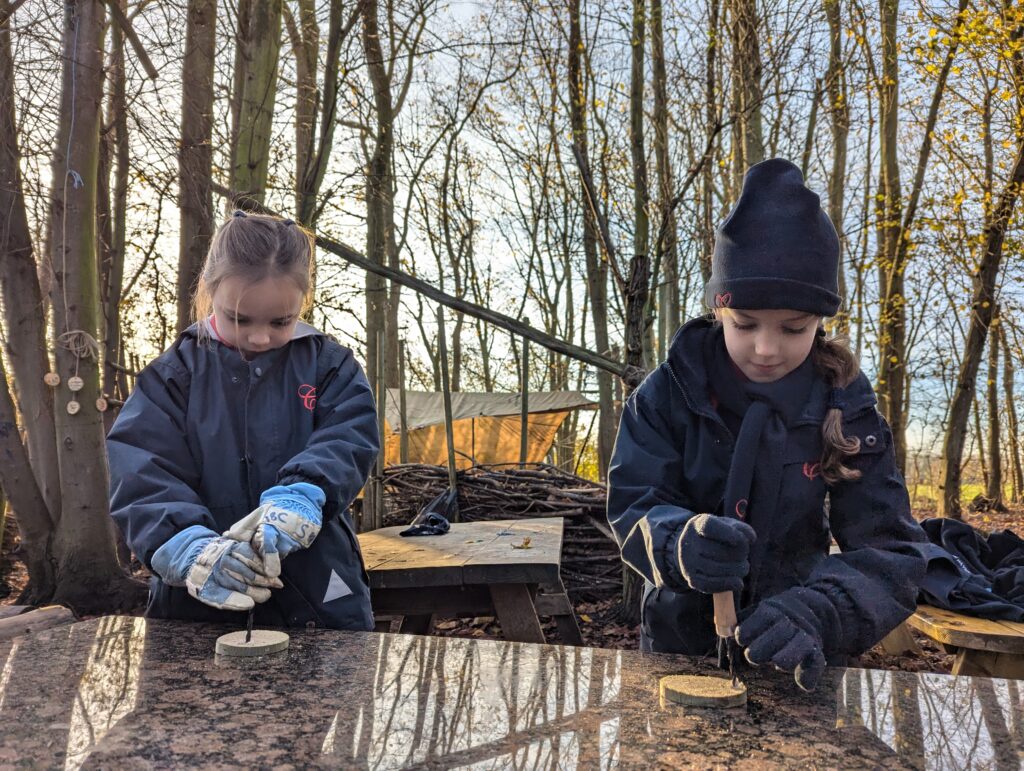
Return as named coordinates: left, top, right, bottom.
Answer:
left=651, top=0, right=678, bottom=361
left=975, top=391, right=988, bottom=492
left=1001, top=324, right=1023, bottom=503
left=0, top=357, right=55, bottom=601
left=361, top=0, right=396, bottom=393
left=729, top=0, right=764, bottom=183
left=178, top=0, right=217, bottom=332
left=616, top=0, right=651, bottom=628
left=230, top=0, right=281, bottom=201
left=876, top=0, right=906, bottom=472
left=986, top=311, right=1004, bottom=507
left=97, top=0, right=131, bottom=417
left=296, top=0, right=349, bottom=229
left=568, top=0, right=615, bottom=480
left=824, top=0, right=849, bottom=334
left=700, top=0, right=720, bottom=283
left=0, top=6, right=61, bottom=598
left=47, top=0, right=142, bottom=612
left=938, top=131, right=1024, bottom=519
left=625, top=0, right=651, bottom=379
left=229, top=0, right=251, bottom=180
left=0, top=12, right=61, bottom=526
left=877, top=0, right=967, bottom=473
left=289, top=0, right=318, bottom=222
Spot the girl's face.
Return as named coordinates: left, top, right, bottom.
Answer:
left=212, top=275, right=305, bottom=357
left=717, top=308, right=819, bottom=382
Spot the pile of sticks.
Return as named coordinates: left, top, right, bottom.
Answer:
left=382, top=463, right=622, bottom=600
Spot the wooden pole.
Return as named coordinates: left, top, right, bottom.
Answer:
left=398, top=340, right=409, bottom=465
left=375, top=329, right=386, bottom=530
left=437, top=307, right=459, bottom=519
left=520, top=333, right=529, bottom=467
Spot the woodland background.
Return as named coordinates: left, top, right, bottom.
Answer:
left=2, top=0, right=1024, bottom=614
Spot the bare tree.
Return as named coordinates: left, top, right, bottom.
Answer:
left=824, top=0, right=849, bottom=334
left=0, top=0, right=143, bottom=610
left=729, top=0, right=765, bottom=187
left=651, top=0, right=679, bottom=361
left=230, top=0, right=282, bottom=201
left=568, top=0, right=615, bottom=479
left=1001, top=322, right=1023, bottom=502
left=176, top=0, right=217, bottom=332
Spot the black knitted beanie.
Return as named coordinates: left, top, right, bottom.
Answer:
left=704, top=158, right=840, bottom=316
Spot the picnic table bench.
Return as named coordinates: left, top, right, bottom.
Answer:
left=906, top=604, right=1024, bottom=679
left=358, top=516, right=583, bottom=645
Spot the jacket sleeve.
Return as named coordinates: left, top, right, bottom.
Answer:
left=808, top=411, right=927, bottom=657
left=108, top=359, right=218, bottom=569
left=276, top=343, right=380, bottom=515
left=607, top=368, right=698, bottom=591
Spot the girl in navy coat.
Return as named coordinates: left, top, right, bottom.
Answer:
left=108, top=212, right=379, bottom=629
left=607, top=159, right=926, bottom=689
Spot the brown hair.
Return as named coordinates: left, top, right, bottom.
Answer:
left=192, top=211, right=315, bottom=339
left=811, top=332, right=863, bottom=484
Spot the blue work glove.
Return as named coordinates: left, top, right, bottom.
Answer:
left=151, top=525, right=282, bottom=612
left=676, top=514, right=757, bottom=594
left=735, top=587, right=834, bottom=692
left=227, top=482, right=325, bottom=579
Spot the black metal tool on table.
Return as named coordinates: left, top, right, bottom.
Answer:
left=245, top=607, right=254, bottom=643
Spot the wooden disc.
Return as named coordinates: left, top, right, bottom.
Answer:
left=67, top=376, right=84, bottom=392
left=66, top=400, right=80, bottom=415
left=659, top=674, right=747, bottom=708
left=215, top=629, right=289, bottom=657
left=95, top=397, right=109, bottom=412
left=43, top=372, right=60, bottom=387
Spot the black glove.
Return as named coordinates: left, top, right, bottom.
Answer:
left=677, top=514, right=756, bottom=594
left=736, top=587, right=835, bottom=691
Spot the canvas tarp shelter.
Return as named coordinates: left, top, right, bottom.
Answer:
left=381, top=389, right=597, bottom=468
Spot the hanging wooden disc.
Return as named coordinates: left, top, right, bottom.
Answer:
left=66, top=400, right=81, bottom=415
left=43, top=372, right=61, bottom=387
left=95, top=397, right=109, bottom=412
left=67, top=376, right=84, bottom=392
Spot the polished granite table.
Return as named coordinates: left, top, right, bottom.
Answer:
left=0, top=617, right=1021, bottom=769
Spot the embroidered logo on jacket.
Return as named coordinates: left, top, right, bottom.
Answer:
left=802, top=462, right=822, bottom=480
left=298, top=384, right=317, bottom=411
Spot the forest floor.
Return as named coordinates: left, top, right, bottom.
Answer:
left=1, top=504, right=1020, bottom=677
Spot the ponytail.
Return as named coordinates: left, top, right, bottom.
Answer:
left=812, top=332, right=863, bottom=484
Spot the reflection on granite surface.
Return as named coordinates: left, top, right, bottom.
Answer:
left=0, top=617, right=1020, bottom=769
left=837, top=668, right=1024, bottom=770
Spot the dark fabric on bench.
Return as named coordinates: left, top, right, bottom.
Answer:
left=917, top=518, right=1024, bottom=621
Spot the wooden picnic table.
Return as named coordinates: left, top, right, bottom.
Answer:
left=358, top=517, right=583, bottom=645
left=907, top=604, right=1024, bottom=679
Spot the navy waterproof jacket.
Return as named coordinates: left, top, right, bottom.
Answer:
left=607, top=318, right=927, bottom=658
left=108, top=321, right=380, bottom=630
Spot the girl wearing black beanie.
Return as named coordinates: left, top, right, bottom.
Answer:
left=606, top=159, right=927, bottom=691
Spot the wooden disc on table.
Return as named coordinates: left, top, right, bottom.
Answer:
left=659, top=674, right=747, bottom=708
left=215, top=629, right=289, bottom=657
left=43, top=372, right=60, bottom=387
